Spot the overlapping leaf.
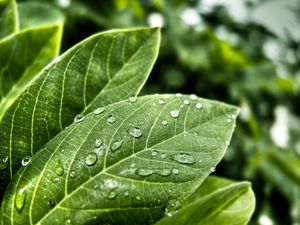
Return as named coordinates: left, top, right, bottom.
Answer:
left=0, top=0, right=18, bottom=39
left=1, top=94, right=238, bottom=225
left=155, top=176, right=255, bottom=225
left=0, top=28, right=160, bottom=191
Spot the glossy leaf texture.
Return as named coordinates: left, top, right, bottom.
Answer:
left=17, top=2, right=65, bottom=30
left=1, top=94, right=238, bottom=225
left=0, top=28, right=160, bottom=189
left=155, top=176, right=255, bottom=225
left=0, top=0, right=18, bottom=39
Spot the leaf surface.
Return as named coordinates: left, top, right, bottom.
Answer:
left=1, top=94, right=238, bottom=225
left=0, top=0, right=18, bottom=39
left=155, top=176, right=255, bottom=225
left=0, top=28, right=160, bottom=189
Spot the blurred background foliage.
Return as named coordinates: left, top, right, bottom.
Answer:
left=18, top=0, right=300, bottom=224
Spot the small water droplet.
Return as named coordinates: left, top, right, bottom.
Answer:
left=108, top=191, right=117, bottom=199
left=210, top=166, right=216, bottom=172
left=48, top=199, right=55, bottom=207
left=66, top=219, right=72, bottom=224
left=130, top=163, right=136, bottom=168
left=137, top=168, right=153, bottom=177
left=165, top=199, right=181, bottom=217
left=52, top=177, right=60, bottom=183
left=161, top=120, right=168, bottom=126
left=21, top=156, right=31, bottom=166
left=170, top=110, right=180, bottom=118
left=176, top=93, right=182, bottom=97
left=156, top=168, right=171, bottom=177
left=15, top=188, right=26, bottom=213
left=195, top=102, right=203, bottom=109
left=93, top=184, right=99, bottom=189
left=93, top=107, right=105, bottom=115
left=107, top=115, right=116, bottom=123
left=128, top=127, right=143, bottom=138
left=55, top=161, right=64, bottom=176
left=74, top=114, right=85, bottom=123
left=124, top=191, right=129, bottom=197
left=0, top=155, right=9, bottom=170
left=161, top=153, right=167, bottom=159
left=128, top=96, right=137, bottom=103
left=158, top=99, right=166, bottom=105
left=94, top=138, right=103, bottom=148
left=111, top=139, right=124, bottom=152
left=227, top=118, right=232, bottom=123
left=193, top=132, right=199, bottom=135
left=190, top=94, right=197, bottom=100
left=183, top=99, right=190, bottom=105
left=172, top=168, right=179, bottom=175
left=174, top=153, right=195, bottom=165
left=136, top=195, right=142, bottom=200
left=152, top=151, right=158, bottom=156
left=70, top=170, right=77, bottom=178
left=84, top=152, right=98, bottom=166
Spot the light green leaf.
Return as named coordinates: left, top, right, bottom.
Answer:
left=18, top=2, right=65, bottom=30
left=0, top=0, right=18, bottom=39
left=0, top=28, right=160, bottom=190
left=155, top=176, right=255, bottom=225
left=1, top=94, right=238, bottom=225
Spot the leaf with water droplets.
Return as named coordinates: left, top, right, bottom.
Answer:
left=1, top=94, right=238, bottom=225
left=0, top=27, right=160, bottom=192
left=154, top=176, right=255, bottom=225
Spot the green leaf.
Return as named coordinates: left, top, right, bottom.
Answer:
left=0, top=28, right=160, bottom=190
left=1, top=94, right=238, bottom=225
left=155, top=176, right=255, bottom=225
left=0, top=0, right=18, bottom=39
left=18, top=2, right=65, bottom=30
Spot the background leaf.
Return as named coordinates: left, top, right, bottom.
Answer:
left=0, top=27, right=160, bottom=192
left=1, top=94, right=238, bottom=225
left=155, top=176, right=255, bottom=225
left=0, top=0, right=18, bottom=39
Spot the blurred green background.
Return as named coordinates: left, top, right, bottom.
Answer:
left=18, top=0, right=300, bottom=224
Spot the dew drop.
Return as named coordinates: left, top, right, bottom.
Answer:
left=190, top=94, right=197, bottom=100
left=161, top=153, right=167, bottom=159
left=84, top=152, right=98, bottom=166
left=183, top=99, right=190, bottom=105
left=93, top=184, right=99, bottom=189
left=170, top=110, right=180, bottom=118
left=165, top=199, right=181, bottom=217
left=130, top=163, right=136, bottom=168
left=161, top=120, right=168, bottom=126
left=156, top=168, right=171, bottom=177
left=193, top=132, right=199, bottom=135
left=128, top=95, right=137, bottom=103
left=152, top=151, right=158, bottom=156
left=136, top=195, right=142, bottom=201
left=210, top=166, right=216, bottom=172
left=0, top=155, right=9, bottom=170
left=176, top=93, right=182, bottom=97
left=55, top=161, right=64, bottom=176
left=93, top=107, right=105, bottom=115
left=107, top=191, right=117, bottom=199
left=94, top=138, right=103, bottom=148
left=52, top=177, right=60, bottom=183
left=48, top=199, right=55, bottom=207
left=74, top=114, right=85, bottom=123
left=195, top=102, right=203, bottom=109
left=128, top=127, right=143, bottom=138
left=227, top=118, right=232, bottom=123
left=137, top=168, right=153, bottom=177
left=66, top=219, right=72, bottom=224
left=21, top=156, right=31, bottom=167
left=111, top=139, right=124, bottom=152
left=172, top=168, right=180, bottom=175
left=174, top=153, right=195, bottom=165
left=124, top=191, right=129, bottom=197
left=107, top=115, right=116, bottom=123
left=70, top=170, right=77, bottom=178
left=158, top=99, right=166, bottom=105
left=15, top=188, right=26, bottom=213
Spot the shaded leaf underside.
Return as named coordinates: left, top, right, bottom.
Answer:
left=0, top=0, right=18, bottom=39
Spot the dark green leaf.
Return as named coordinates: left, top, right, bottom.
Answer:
left=0, top=0, right=18, bottom=39
left=1, top=94, right=238, bottom=225
left=0, top=28, right=160, bottom=190
left=155, top=176, right=255, bottom=225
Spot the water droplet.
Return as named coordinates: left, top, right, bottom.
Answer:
left=195, top=102, right=203, bottom=109
left=74, top=114, right=85, bottom=123
left=84, top=152, right=98, bottom=166
left=0, top=155, right=9, bottom=170
left=190, top=94, right=197, bottom=100
left=94, top=138, right=103, bottom=148
left=161, top=120, right=168, bottom=126
left=52, top=177, right=60, bottom=183
left=48, top=199, right=55, bottom=207
left=156, top=168, right=171, bottom=177
left=170, top=110, right=180, bottom=118
left=70, top=170, right=77, bottom=178
left=93, top=107, right=105, bottom=115
left=55, top=161, right=64, bottom=176
left=108, top=191, right=117, bottom=199
left=210, top=166, right=216, bottom=172
left=15, top=188, right=26, bottom=213
left=136, top=195, right=142, bottom=200
left=137, top=168, right=153, bottom=177
left=128, top=127, right=143, bottom=138
left=107, top=115, right=116, bottom=123
left=193, top=132, right=199, bottom=135
left=183, top=99, right=190, bottom=105
left=93, top=184, right=99, bottom=189
left=158, top=99, right=166, bottom=104
left=176, top=93, right=182, bottom=97
left=165, top=199, right=181, bottom=217
left=21, top=156, right=31, bottom=167
left=130, top=163, right=136, bottom=168
left=66, top=219, right=72, bottom=224
left=172, top=168, right=179, bottom=175
left=152, top=151, right=158, bottom=156
left=227, top=118, right=232, bottom=123
left=128, top=95, right=137, bottom=103
left=174, top=153, right=195, bottom=165
left=124, top=191, right=129, bottom=197
left=161, top=153, right=167, bottom=159
left=111, top=139, right=124, bottom=152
